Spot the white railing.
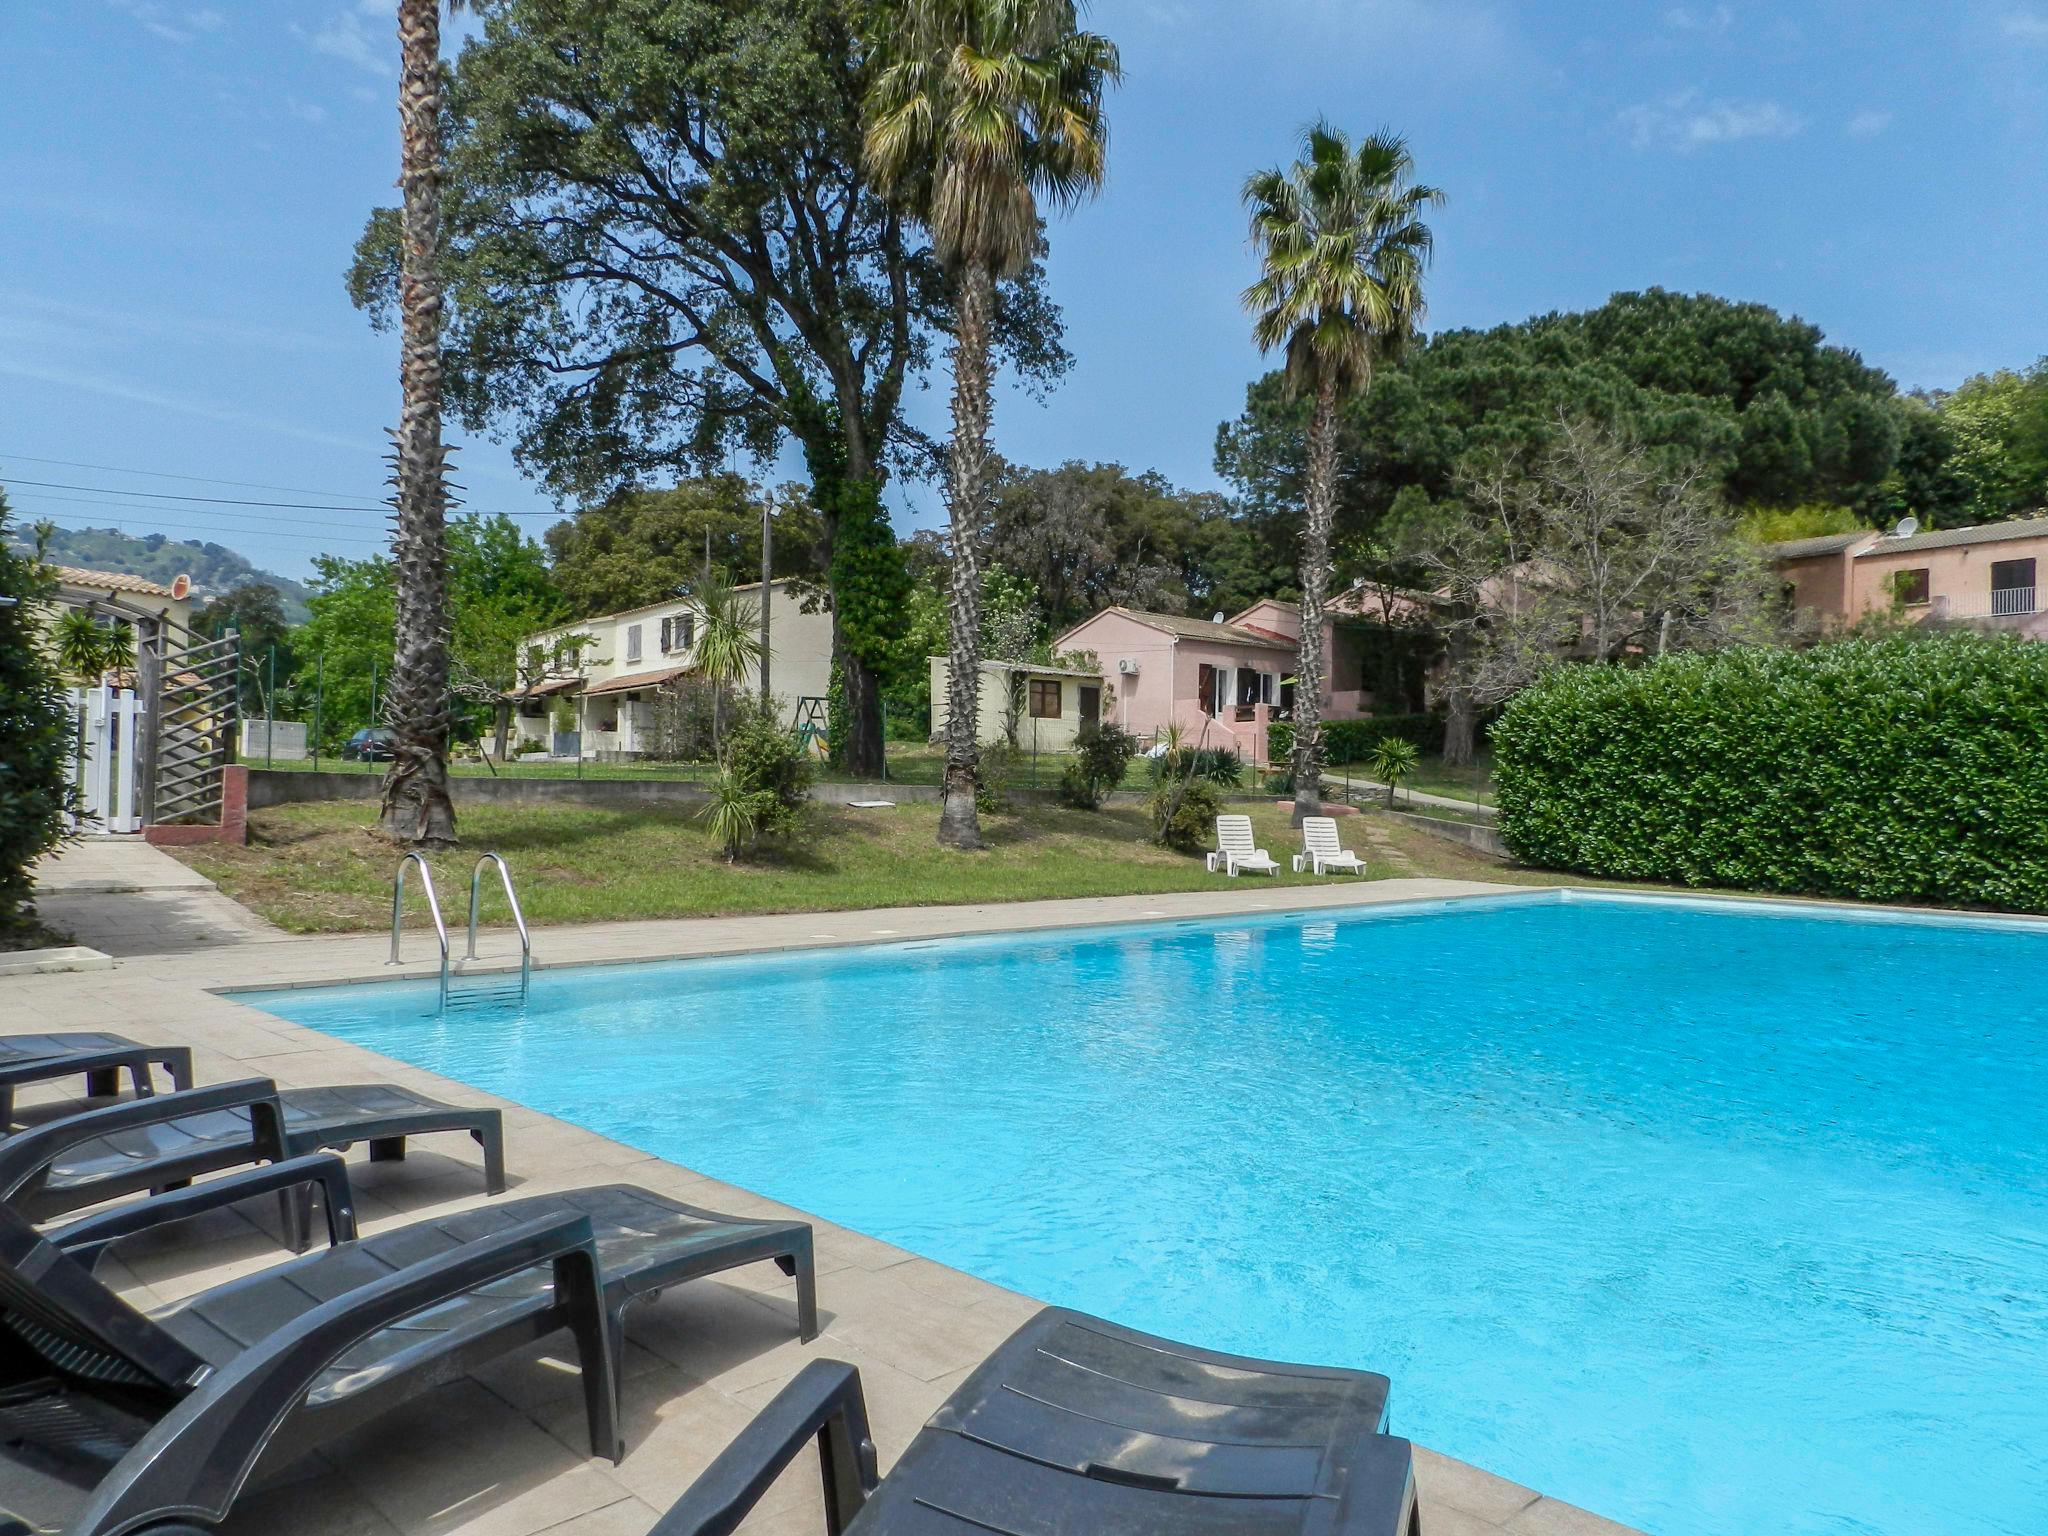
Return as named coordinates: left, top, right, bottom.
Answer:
left=64, top=686, right=144, bottom=834
left=1992, top=586, right=2036, bottom=617
left=389, top=852, right=450, bottom=1011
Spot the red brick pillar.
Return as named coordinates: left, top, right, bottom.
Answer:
left=220, top=763, right=249, bottom=846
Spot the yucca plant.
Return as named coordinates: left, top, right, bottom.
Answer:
left=53, top=610, right=116, bottom=683
left=1367, top=734, right=1421, bottom=809
left=691, top=569, right=765, bottom=759
left=700, top=771, right=764, bottom=862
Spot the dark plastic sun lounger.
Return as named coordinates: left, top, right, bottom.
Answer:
left=653, top=1306, right=1421, bottom=1536
left=0, top=1077, right=507, bottom=1245
left=0, top=1163, right=818, bottom=1536
left=0, top=1032, right=193, bottom=1127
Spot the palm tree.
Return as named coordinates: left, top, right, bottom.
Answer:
left=692, top=570, right=765, bottom=758
left=864, top=0, right=1119, bottom=849
left=1242, top=123, right=1441, bottom=822
left=378, top=0, right=465, bottom=846
left=53, top=609, right=111, bottom=683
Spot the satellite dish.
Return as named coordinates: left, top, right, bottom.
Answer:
left=1211, top=611, right=1226, bottom=624
left=1893, top=517, right=1920, bottom=539
left=170, top=573, right=191, bottom=600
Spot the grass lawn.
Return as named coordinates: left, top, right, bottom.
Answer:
left=171, top=797, right=1447, bottom=934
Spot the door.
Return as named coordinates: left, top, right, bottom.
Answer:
left=1992, top=558, right=2036, bottom=616
left=1078, top=686, right=1101, bottom=727
left=1197, top=664, right=1217, bottom=715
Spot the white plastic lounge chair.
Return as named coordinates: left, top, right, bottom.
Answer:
left=1295, top=815, right=1367, bottom=877
left=1207, top=815, right=1279, bottom=877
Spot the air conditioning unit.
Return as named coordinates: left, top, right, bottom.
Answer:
left=1116, top=657, right=1141, bottom=675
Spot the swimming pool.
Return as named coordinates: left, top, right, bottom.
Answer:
left=232, top=891, right=2048, bottom=1536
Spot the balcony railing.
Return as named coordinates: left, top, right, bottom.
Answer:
left=1992, top=586, right=2036, bottom=617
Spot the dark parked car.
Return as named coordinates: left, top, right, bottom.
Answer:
left=342, top=726, right=399, bottom=762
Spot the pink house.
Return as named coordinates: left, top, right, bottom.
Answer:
left=1055, top=592, right=1432, bottom=767
left=1772, top=516, right=2048, bottom=636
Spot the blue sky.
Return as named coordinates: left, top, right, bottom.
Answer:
left=2, top=1, right=2043, bottom=581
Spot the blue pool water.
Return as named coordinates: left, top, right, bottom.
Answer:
left=233, top=892, right=2048, bottom=1536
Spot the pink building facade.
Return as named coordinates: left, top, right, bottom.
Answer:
left=1772, top=517, right=2048, bottom=638
left=1055, top=594, right=1431, bottom=768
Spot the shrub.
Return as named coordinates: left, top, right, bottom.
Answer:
left=0, top=505, right=73, bottom=940
left=1060, top=723, right=1140, bottom=809
left=1151, top=777, right=1223, bottom=854
left=1270, top=712, right=1447, bottom=767
left=1490, top=635, right=2048, bottom=910
left=719, top=711, right=812, bottom=845
left=1148, top=745, right=1243, bottom=788
left=976, top=742, right=1018, bottom=813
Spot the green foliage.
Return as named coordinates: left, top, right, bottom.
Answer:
left=976, top=742, right=1019, bottom=813
left=1149, top=746, right=1244, bottom=788
left=1270, top=713, right=1447, bottom=765
left=545, top=479, right=823, bottom=617
left=291, top=513, right=564, bottom=746
left=1217, top=289, right=1912, bottom=555
left=1150, top=776, right=1222, bottom=853
left=1059, top=722, right=1140, bottom=810
left=1490, top=635, right=2048, bottom=910
left=1738, top=504, right=1866, bottom=543
left=1941, top=360, right=2048, bottom=523
left=1366, top=735, right=1420, bottom=806
left=816, top=465, right=911, bottom=680
left=720, top=707, right=813, bottom=842
left=51, top=610, right=132, bottom=682
left=0, top=496, right=74, bottom=939
left=699, top=773, right=769, bottom=862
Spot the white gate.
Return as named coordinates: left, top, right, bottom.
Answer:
left=65, top=686, right=145, bottom=834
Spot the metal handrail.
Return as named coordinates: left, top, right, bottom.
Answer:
left=466, top=852, right=532, bottom=1002
left=389, top=852, right=450, bottom=1011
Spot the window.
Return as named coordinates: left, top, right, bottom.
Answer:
left=1238, top=670, right=1262, bottom=706
left=625, top=624, right=643, bottom=663
left=661, top=614, right=694, bottom=653
left=1893, top=568, right=1931, bottom=606
left=1029, top=679, right=1062, bottom=718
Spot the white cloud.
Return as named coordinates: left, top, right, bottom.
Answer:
left=1663, top=5, right=1735, bottom=33
left=1620, top=90, right=1808, bottom=151
left=1844, top=108, right=1893, bottom=138
left=105, top=0, right=225, bottom=44
left=301, top=1, right=394, bottom=79
left=2003, top=9, right=2048, bottom=41
left=285, top=98, right=329, bottom=126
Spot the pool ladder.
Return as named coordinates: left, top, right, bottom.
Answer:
left=389, top=852, right=532, bottom=1012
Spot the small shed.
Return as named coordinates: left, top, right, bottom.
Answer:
left=928, top=658, right=1105, bottom=751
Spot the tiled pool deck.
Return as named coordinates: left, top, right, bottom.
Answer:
left=4, top=877, right=1641, bottom=1536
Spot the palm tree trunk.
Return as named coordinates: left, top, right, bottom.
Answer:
left=937, top=264, right=996, bottom=850
left=378, top=0, right=457, bottom=847
left=1291, top=379, right=1338, bottom=824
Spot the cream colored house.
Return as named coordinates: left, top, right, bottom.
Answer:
left=508, top=579, right=832, bottom=757
left=928, top=658, right=1105, bottom=751
left=1771, top=516, right=2048, bottom=636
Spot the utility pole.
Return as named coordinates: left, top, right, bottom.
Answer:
left=759, top=488, right=773, bottom=704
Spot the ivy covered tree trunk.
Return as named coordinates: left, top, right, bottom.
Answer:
left=803, top=431, right=902, bottom=781
left=1291, top=379, right=1338, bottom=824
left=379, top=0, right=457, bottom=846
left=938, top=264, right=997, bottom=850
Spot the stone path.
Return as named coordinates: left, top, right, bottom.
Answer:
left=31, top=835, right=285, bottom=956
left=0, top=877, right=1639, bottom=1536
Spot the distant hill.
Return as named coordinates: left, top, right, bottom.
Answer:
left=3, top=524, right=312, bottom=622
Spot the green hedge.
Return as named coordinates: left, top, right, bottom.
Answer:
left=1491, top=635, right=2048, bottom=911
left=1270, top=712, right=1446, bottom=766
left=0, top=512, right=74, bottom=939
